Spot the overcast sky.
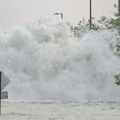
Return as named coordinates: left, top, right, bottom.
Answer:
left=0, top=0, right=118, bottom=30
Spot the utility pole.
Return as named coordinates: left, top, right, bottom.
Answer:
left=0, top=72, right=1, bottom=114
left=118, top=0, right=120, bottom=16
left=90, top=0, right=92, bottom=30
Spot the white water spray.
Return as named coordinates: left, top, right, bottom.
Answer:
left=0, top=18, right=120, bottom=101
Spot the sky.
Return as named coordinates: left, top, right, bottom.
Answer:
left=0, top=0, right=118, bottom=30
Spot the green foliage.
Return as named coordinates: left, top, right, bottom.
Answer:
left=95, top=16, right=120, bottom=29
left=114, top=74, right=120, bottom=85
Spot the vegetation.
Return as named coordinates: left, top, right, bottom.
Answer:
left=70, top=5, right=120, bottom=85
left=115, top=74, right=120, bottom=85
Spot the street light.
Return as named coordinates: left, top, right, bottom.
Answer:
left=54, top=13, right=63, bottom=19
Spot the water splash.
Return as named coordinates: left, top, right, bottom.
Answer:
left=0, top=18, right=120, bottom=101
